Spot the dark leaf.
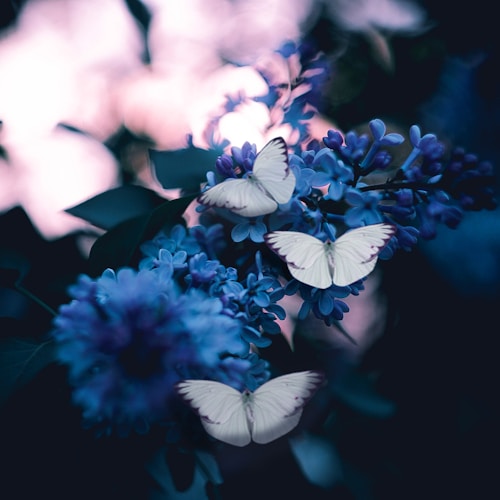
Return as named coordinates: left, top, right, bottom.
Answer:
left=88, top=194, right=196, bottom=276
left=331, top=369, right=396, bottom=418
left=146, top=447, right=222, bottom=500
left=0, top=288, right=30, bottom=319
left=150, top=145, right=223, bottom=191
left=0, top=268, right=21, bottom=288
left=166, top=447, right=195, bottom=491
left=0, top=250, right=31, bottom=285
left=194, top=450, right=223, bottom=486
left=0, top=336, right=57, bottom=406
left=289, top=432, right=342, bottom=489
left=65, top=185, right=167, bottom=230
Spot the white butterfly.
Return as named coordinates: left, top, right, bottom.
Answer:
left=265, top=222, right=396, bottom=288
left=176, top=370, right=324, bottom=447
left=197, top=137, right=295, bottom=218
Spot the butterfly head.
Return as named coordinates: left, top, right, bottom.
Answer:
left=323, top=241, right=336, bottom=268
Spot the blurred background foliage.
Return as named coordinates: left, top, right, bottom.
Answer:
left=0, top=0, right=499, bottom=499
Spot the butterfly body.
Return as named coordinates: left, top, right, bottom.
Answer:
left=324, top=240, right=337, bottom=272
left=265, top=222, right=396, bottom=288
left=198, top=137, right=295, bottom=218
left=176, top=370, right=324, bottom=446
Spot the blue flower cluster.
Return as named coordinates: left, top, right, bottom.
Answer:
left=198, top=118, right=496, bottom=324
left=51, top=116, right=496, bottom=434
left=51, top=224, right=284, bottom=433
left=202, top=40, right=329, bottom=151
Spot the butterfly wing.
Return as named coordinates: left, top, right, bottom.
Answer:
left=198, top=178, right=278, bottom=218
left=249, top=371, right=324, bottom=444
left=252, top=137, right=295, bottom=204
left=175, top=380, right=251, bottom=447
left=331, top=223, right=395, bottom=286
left=265, top=231, right=333, bottom=289
left=198, top=137, right=295, bottom=217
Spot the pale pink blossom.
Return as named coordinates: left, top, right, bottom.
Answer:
left=1, top=125, right=119, bottom=239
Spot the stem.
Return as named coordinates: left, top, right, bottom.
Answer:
left=359, top=181, right=433, bottom=192
left=359, top=142, right=380, bottom=169
left=399, top=147, right=420, bottom=172
left=15, top=282, right=58, bottom=317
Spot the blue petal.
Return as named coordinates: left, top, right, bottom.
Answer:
left=369, top=118, right=386, bottom=141
left=231, top=223, right=250, bottom=243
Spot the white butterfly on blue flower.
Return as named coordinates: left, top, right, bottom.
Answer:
left=198, top=137, right=296, bottom=218
left=176, top=370, right=324, bottom=447
left=265, top=223, right=396, bottom=288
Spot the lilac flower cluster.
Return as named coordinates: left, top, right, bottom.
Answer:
left=51, top=223, right=286, bottom=433
left=202, top=40, right=329, bottom=151
left=139, top=224, right=286, bottom=350
left=198, top=118, right=496, bottom=324
left=254, top=40, right=330, bottom=146
left=51, top=117, right=495, bottom=434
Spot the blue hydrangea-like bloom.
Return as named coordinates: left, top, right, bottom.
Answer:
left=185, top=252, right=222, bottom=287
left=231, top=217, right=268, bottom=243
left=230, top=142, right=257, bottom=173
left=192, top=118, right=495, bottom=340
left=189, top=222, right=227, bottom=259
left=140, top=224, right=201, bottom=259
left=243, top=353, right=271, bottom=391
left=288, top=153, right=317, bottom=197
left=208, top=143, right=257, bottom=186
left=215, top=152, right=237, bottom=178
left=139, top=248, right=188, bottom=283
left=138, top=226, right=288, bottom=352
left=416, top=192, right=464, bottom=239
left=323, top=129, right=344, bottom=150
left=52, top=267, right=251, bottom=432
left=359, top=119, right=404, bottom=171
left=235, top=272, right=286, bottom=347
left=344, top=188, right=384, bottom=226
left=400, top=124, right=445, bottom=173
left=339, top=130, right=370, bottom=163
left=285, top=280, right=351, bottom=326
left=439, top=149, right=497, bottom=211
left=311, top=149, right=354, bottom=201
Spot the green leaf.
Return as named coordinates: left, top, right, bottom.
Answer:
left=88, top=194, right=196, bottom=276
left=146, top=447, right=222, bottom=500
left=149, top=145, right=222, bottom=191
left=65, top=185, right=167, bottom=230
left=0, top=336, right=57, bottom=406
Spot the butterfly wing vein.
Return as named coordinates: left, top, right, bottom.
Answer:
left=265, top=223, right=395, bottom=288
left=176, top=380, right=251, bottom=446
left=198, top=137, right=295, bottom=217
left=176, top=371, right=323, bottom=447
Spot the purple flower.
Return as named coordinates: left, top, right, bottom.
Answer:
left=400, top=125, right=445, bottom=173
left=311, top=149, right=354, bottom=201
left=344, top=188, right=383, bottom=226
left=359, top=119, right=404, bottom=170
left=185, top=253, right=221, bottom=286
left=52, top=267, right=251, bottom=433
left=295, top=283, right=351, bottom=326
left=231, top=218, right=268, bottom=243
